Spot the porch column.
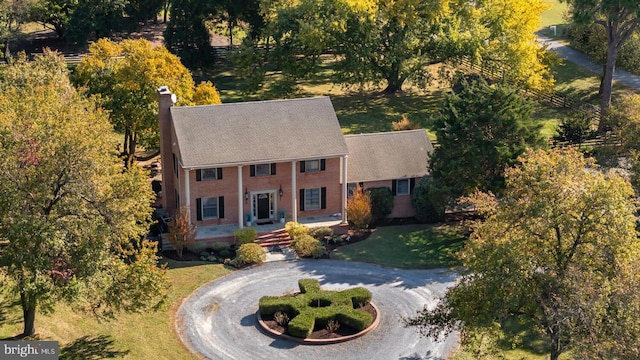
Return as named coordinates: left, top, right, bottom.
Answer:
left=342, top=155, right=348, bottom=224
left=291, top=160, right=297, bottom=222
left=184, top=168, right=191, bottom=220
left=238, top=165, right=244, bottom=229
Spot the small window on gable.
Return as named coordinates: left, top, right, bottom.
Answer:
left=396, top=179, right=410, bottom=195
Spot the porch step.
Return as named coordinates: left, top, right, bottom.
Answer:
left=255, top=229, right=292, bottom=248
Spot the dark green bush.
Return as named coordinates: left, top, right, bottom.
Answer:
left=309, top=226, right=334, bottom=240
left=412, top=177, right=449, bottom=223
left=367, top=187, right=394, bottom=222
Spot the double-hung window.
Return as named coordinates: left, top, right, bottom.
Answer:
left=304, top=188, right=321, bottom=210
left=196, top=196, right=225, bottom=220
left=250, top=163, right=276, bottom=176
left=300, top=187, right=326, bottom=211
left=196, top=168, right=223, bottom=181
left=396, top=179, right=410, bottom=195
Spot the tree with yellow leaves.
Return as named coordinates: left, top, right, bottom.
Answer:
left=74, top=38, right=222, bottom=166
left=346, top=185, right=372, bottom=230
left=240, top=0, right=552, bottom=94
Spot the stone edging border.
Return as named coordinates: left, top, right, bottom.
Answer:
left=256, top=302, right=380, bottom=345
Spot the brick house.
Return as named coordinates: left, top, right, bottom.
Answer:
left=158, top=87, right=432, bottom=243
left=345, top=130, right=433, bottom=218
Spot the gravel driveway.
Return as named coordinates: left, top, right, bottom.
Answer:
left=175, top=259, right=459, bottom=360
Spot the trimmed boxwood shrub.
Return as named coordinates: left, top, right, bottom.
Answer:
left=309, top=226, right=334, bottom=240
left=233, top=227, right=258, bottom=245
left=299, top=278, right=321, bottom=293
left=291, top=235, right=325, bottom=258
left=235, top=243, right=266, bottom=265
left=288, top=313, right=315, bottom=338
left=284, top=221, right=309, bottom=239
left=337, top=309, right=373, bottom=331
left=258, top=279, right=374, bottom=339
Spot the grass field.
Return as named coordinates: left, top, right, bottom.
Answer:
left=0, top=261, right=232, bottom=359
left=331, top=224, right=467, bottom=269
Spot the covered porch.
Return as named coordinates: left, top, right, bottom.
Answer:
left=195, top=215, right=346, bottom=242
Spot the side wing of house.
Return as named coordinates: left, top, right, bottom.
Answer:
left=345, top=130, right=433, bottom=218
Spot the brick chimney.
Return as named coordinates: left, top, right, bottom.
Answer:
left=158, top=86, right=176, bottom=213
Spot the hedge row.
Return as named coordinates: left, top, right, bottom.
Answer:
left=258, top=279, right=373, bottom=339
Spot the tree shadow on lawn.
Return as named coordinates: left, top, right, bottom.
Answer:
left=59, top=335, right=129, bottom=359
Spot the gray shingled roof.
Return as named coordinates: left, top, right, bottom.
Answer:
left=170, top=97, right=348, bottom=168
left=345, top=130, right=433, bottom=182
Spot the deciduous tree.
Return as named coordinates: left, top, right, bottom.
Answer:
left=167, top=206, right=196, bottom=259
left=564, top=0, right=640, bottom=127
left=73, top=38, right=221, bottom=166
left=346, top=185, right=372, bottom=230
left=405, top=148, right=640, bottom=360
left=0, top=51, right=168, bottom=337
left=238, top=0, right=552, bottom=94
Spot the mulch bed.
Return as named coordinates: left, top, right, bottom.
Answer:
left=261, top=302, right=377, bottom=340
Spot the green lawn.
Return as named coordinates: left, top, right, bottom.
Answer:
left=0, top=261, right=232, bottom=359
left=331, top=224, right=467, bottom=269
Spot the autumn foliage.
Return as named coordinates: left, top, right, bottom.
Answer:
left=167, top=206, right=196, bottom=259
left=346, top=186, right=372, bottom=230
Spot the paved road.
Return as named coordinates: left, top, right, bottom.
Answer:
left=538, top=35, right=640, bottom=91
left=176, top=260, right=459, bottom=360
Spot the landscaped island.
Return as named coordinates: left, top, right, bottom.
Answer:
left=257, top=279, right=379, bottom=343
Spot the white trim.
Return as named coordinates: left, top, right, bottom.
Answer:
left=342, top=155, right=348, bottom=224
left=292, top=160, right=297, bottom=222
left=184, top=169, right=191, bottom=220
left=237, top=165, right=243, bottom=229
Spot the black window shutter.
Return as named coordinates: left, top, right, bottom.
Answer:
left=271, top=163, right=276, bottom=175
left=320, top=159, right=326, bottom=171
left=217, top=168, right=223, bottom=180
left=410, top=178, right=416, bottom=194
left=300, top=161, right=306, bottom=173
left=299, top=189, right=305, bottom=211
left=321, top=187, right=327, bottom=209
left=392, top=180, right=397, bottom=195
left=250, top=165, right=256, bottom=177
left=218, top=196, right=225, bottom=218
left=196, top=169, right=202, bottom=181
left=196, top=198, right=202, bottom=220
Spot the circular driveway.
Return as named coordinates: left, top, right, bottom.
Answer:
left=175, top=259, right=459, bottom=360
